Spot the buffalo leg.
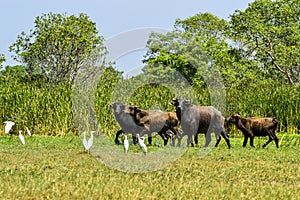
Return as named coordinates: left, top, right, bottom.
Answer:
left=194, top=134, right=199, bottom=145
left=177, top=135, right=183, bottom=147
left=163, top=138, right=168, bottom=146
left=176, top=129, right=185, bottom=147
left=249, top=136, right=255, bottom=147
left=204, top=132, right=212, bottom=147
left=262, top=135, right=279, bottom=148
left=170, top=132, right=177, bottom=146
left=115, top=130, right=124, bottom=145
left=158, top=131, right=169, bottom=146
left=147, top=135, right=152, bottom=145
left=215, top=134, right=221, bottom=147
left=176, top=138, right=181, bottom=147
left=264, top=129, right=279, bottom=148
left=132, top=134, right=138, bottom=145
left=262, top=136, right=272, bottom=148
left=171, top=134, right=180, bottom=146
left=165, top=131, right=173, bottom=145
left=220, top=131, right=231, bottom=149
left=243, top=135, right=249, bottom=147
left=168, top=128, right=178, bottom=146
left=274, top=136, right=279, bottom=148
left=187, top=134, right=193, bottom=147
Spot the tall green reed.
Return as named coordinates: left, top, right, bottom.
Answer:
left=1, top=69, right=299, bottom=137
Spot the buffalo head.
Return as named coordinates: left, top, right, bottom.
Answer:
left=110, top=102, right=126, bottom=115
left=225, top=114, right=241, bottom=123
left=170, top=98, right=190, bottom=109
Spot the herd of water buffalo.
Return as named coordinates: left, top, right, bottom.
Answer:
left=110, top=98, right=279, bottom=149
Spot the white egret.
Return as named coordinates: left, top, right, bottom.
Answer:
left=25, top=126, right=31, bottom=136
left=124, top=135, right=129, bottom=153
left=87, top=131, right=94, bottom=149
left=82, top=132, right=88, bottom=150
left=82, top=131, right=93, bottom=151
left=137, top=134, right=147, bottom=155
left=18, top=130, right=25, bottom=145
left=4, top=121, right=15, bottom=134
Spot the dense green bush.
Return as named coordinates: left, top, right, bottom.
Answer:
left=0, top=77, right=74, bottom=135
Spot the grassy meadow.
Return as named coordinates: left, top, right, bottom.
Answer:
left=0, top=134, right=299, bottom=199
left=2, top=4, right=300, bottom=199
left=0, top=69, right=300, bottom=199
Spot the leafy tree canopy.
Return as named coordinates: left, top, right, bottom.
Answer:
left=144, top=1, right=300, bottom=88
left=0, top=54, right=5, bottom=70
left=9, top=13, right=106, bottom=84
left=229, top=0, right=300, bottom=86
left=143, top=13, right=262, bottom=88
left=0, top=65, right=26, bottom=78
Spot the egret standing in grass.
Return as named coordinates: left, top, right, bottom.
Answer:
left=82, top=131, right=93, bottom=151
left=87, top=131, right=94, bottom=149
left=25, top=126, right=31, bottom=136
left=124, top=135, right=129, bottom=153
left=18, top=130, right=25, bottom=145
left=4, top=121, right=15, bottom=134
left=82, top=132, right=88, bottom=150
left=137, top=134, right=147, bottom=155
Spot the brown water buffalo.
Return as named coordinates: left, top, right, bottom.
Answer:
left=170, top=98, right=231, bottom=149
left=110, top=102, right=174, bottom=146
left=127, top=105, right=180, bottom=146
left=225, top=114, right=279, bottom=148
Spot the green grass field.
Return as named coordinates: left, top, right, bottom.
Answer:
left=0, top=134, right=299, bottom=200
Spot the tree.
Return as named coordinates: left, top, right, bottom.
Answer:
left=143, top=14, right=222, bottom=87
left=0, top=54, right=5, bottom=70
left=9, top=13, right=106, bottom=84
left=229, top=0, right=300, bottom=86
left=0, top=65, right=26, bottom=78
left=144, top=13, right=262, bottom=88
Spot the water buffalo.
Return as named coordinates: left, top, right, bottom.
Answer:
left=170, top=98, right=231, bottom=149
left=110, top=103, right=173, bottom=146
left=225, top=114, right=279, bottom=148
left=127, top=105, right=180, bottom=146
left=110, top=102, right=141, bottom=145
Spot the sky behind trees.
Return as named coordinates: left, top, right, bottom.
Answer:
left=1, top=0, right=253, bottom=71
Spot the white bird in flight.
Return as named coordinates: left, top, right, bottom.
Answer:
left=4, top=121, right=15, bottom=134
left=137, top=134, right=147, bottom=155
left=124, top=135, right=129, bottom=153
left=82, top=131, right=93, bottom=151
left=18, top=130, right=25, bottom=145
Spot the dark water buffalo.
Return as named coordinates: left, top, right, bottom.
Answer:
left=110, top=103, right=173, bottom=146
left=127, top=105, right=180, bottom=146
left=110, top=102, right=142, bottom=145
left=170, top=98, right=231, bottom=149
left=225, top=114, right=279, bottom=148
